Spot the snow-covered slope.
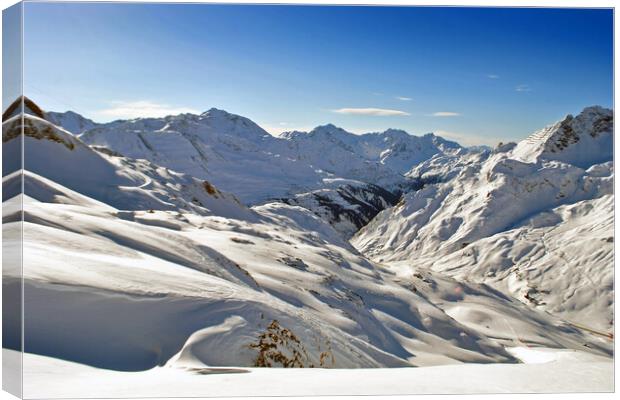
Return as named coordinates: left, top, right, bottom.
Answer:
left=5, top=173, right=611, bottom=372
left=3, top=183, right=511, bottom=370
left=15, top=347, right=612, bottom=398
left=416, top=193, right=614, bottom=332
left=352, top=106, right=614, bottom=331
left=2, top=113, right=251, bottom=219
left=4, top=100, right=613, bottom=375
left=2, top=98, right=613, bottom=395
left=278, top=125, right=406, bottom=189
left=78, top=110, right=327, bottom=204
left=405, top=147, right=492, bottom=184
left=279, top=125, right=462, bottom=189
left=56, top=108, right=462, bottom=204
left=511, top=106, right=613, bottom=168
left=47, top=111, right=99, bottom=135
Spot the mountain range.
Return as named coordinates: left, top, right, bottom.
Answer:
left=2, top=97, right=614, bottom=377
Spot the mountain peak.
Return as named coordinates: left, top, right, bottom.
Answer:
left=2, top=96, right=46, bottom=121
left=542, top=105, right=612, bottom=150
left=46, top=110, right=99, bottom=135
left=580, top=105, right=610, bottom=115
left=311, top=123, right=345, bottom=133
left=201, top=107, right=229, bottom=116
left=512, top=105, right=613, bottom=168
left=279, top=124, right=351, bottom=140
left=198, top=108, right=264, bottom=130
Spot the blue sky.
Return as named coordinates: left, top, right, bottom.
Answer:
left=20, top=3, right=613, bottom=145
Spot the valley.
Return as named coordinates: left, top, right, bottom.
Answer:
left=1, top=97, right=614, bottom=395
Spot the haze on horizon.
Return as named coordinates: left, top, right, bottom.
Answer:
left=12, top=3, right=614, bottom=146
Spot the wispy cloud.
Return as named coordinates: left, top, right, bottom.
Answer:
left=395, top=96, right=412, bottom=101
left=96, top=100, right=199, bottom=119
left=515, top=84, right=532, bottom=92
left=487, top=74, right=499, bottom=79
left=430, top=111, right=461, bottom=117
left=332, top=107, right=410, bottom=116
left=435, top=130, right=499, bottom=147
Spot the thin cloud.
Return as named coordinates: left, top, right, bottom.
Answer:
left=430, top=112, right=461, bottom=117
left=332, top=107, right=410, bottom=116
left=96, top=100, right=199, bottom=119
left=396, top=96, right=413, bottom=101
left=487, top=74, right=499, bottom=79
left=515, top=84, right=532, bottom=92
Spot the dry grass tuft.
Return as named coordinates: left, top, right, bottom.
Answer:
left=202, top=181, right=219, bottom=197
left=249, top=320, right=335, bottom=368
left=249, top=320, right=310, bottom=368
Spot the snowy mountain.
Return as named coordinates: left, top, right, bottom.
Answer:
left=4, top=100, right=479, bottom=246
left=2, top=111, right=250, bottom=219
left=511, top=106, right=613, bottom=168
left=47, top=111, right=99, bottom=135
left=352, top=106, right=614, bottom=331
left=77, top=110, right=327, bottom=204
left=277, top=124, right=405, bottom=190
left=279, top=125, right=463, bottom=188
left=3, top=98, right=613, bottom=378
left=42, top=105, right=474, bottom=235
left=40, top=107, right=464, bottom=204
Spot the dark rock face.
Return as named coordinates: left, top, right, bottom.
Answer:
left=281, top=183, right=400, bottom=238
left=552, top=115, right=580, bottom=152
left=543, top=106, right=613, bottom=156
left=591, top=113, right=613, bottom=138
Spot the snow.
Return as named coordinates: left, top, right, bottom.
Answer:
left=505, top=346, right=610, bottom=364
left=74, top=109, right=467, bottom=204
left=353, top=106, right=614, bottom=332
left=511, top=106, right=613, bottom=168
left=1, top=100, right=614, bottom=396
left=78, top=112, right=325, bottom=204
left=6, top=176, right=610, bottom=373
left=3, top=113, right=252, bottom=219
left=9, top=190, right=524, bottom=370
left=46, top=110, right=98, bottom=135
left=11, top=348, right=612, bottom=398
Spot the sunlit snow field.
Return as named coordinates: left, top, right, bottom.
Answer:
left=10, top=348, right=613, bottom=397
left=1, top=99, right=614, bottom=397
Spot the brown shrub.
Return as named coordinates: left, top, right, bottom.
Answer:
left=249, top=320, right=309, bottom=368
left=249, top=320, right=334, bottom=368
left=202, top=181, right=219, bottom=197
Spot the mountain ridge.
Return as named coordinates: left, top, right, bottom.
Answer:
left=1, top=97, right=613, bottom=375
left=43, top=103, right=470, bottom=204
left=352, top=105, right=614, bottom=331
